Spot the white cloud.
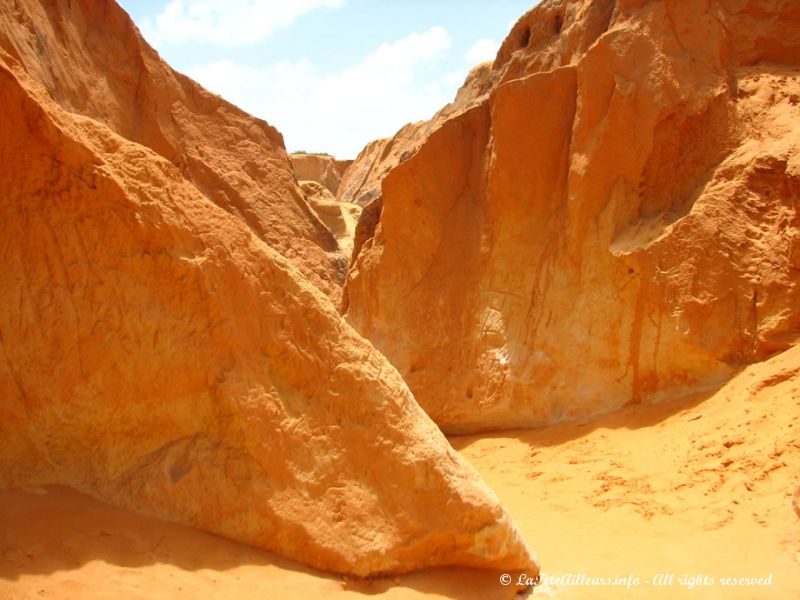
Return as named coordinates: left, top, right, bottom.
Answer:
left=465, top=38, right=499, bottom=64
left=142, top=0, right=344, bottom=47
left=187, top=26, right=455, bottom=157
left=442, top=69, right=467, bottom=88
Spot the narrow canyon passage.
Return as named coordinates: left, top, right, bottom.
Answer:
left=2, top=0, right=800, bottom=598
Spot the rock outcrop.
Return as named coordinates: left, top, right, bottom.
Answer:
left=0, top=0, right=536, bottom=578
left=290, top=153, right=351, bottom=197
left=344, top=0, right=800, bottom=432
left=0, top=0, right=346, bottom=302
left=337, top=129, right=418, bottom=208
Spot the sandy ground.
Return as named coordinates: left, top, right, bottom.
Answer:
left=1, top=345, right=799, bottom=599
left=454, top=344, right=800, bottom=599
left=0, top=486, right=519, bottom=600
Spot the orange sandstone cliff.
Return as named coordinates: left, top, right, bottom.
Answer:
left=344, top=0, right=800, bottom=433
left=0, top=0, right=348, bottom=303
left=0, top=0, right=536, bottom=578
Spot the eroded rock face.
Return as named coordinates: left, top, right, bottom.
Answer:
left=0, top=0, right=536, bottom=578
left=290, top=153, right=350, bottom=197
left=345, top=0, right=800, bottom=432
left=0, top=0, right=345, bottom=302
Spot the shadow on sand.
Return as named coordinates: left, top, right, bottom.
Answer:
left=0, top=485, right=526, bottom=599
left=448, top=384, right=722, bottom=453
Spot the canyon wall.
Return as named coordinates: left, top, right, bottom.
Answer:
left=344, top=0, right=800, bottom=432
left=0, top=0, right=349, bottom=302
left=0, top=0, right=536, bottom=577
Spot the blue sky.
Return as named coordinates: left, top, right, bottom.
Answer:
left=118, top=1, right=534, bottom=158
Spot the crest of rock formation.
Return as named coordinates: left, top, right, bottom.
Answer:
left=344, top=0, right=800, bottom=432
left=337, top=62, right=499, bottom=210
left=0, top=0, right=536, bottom=578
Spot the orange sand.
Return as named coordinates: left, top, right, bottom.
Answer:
left=2, top=344, right=800, bottom=599
left=454, top=344, right=800, bottom=599
left=0, top=489, right=517, bottom=600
